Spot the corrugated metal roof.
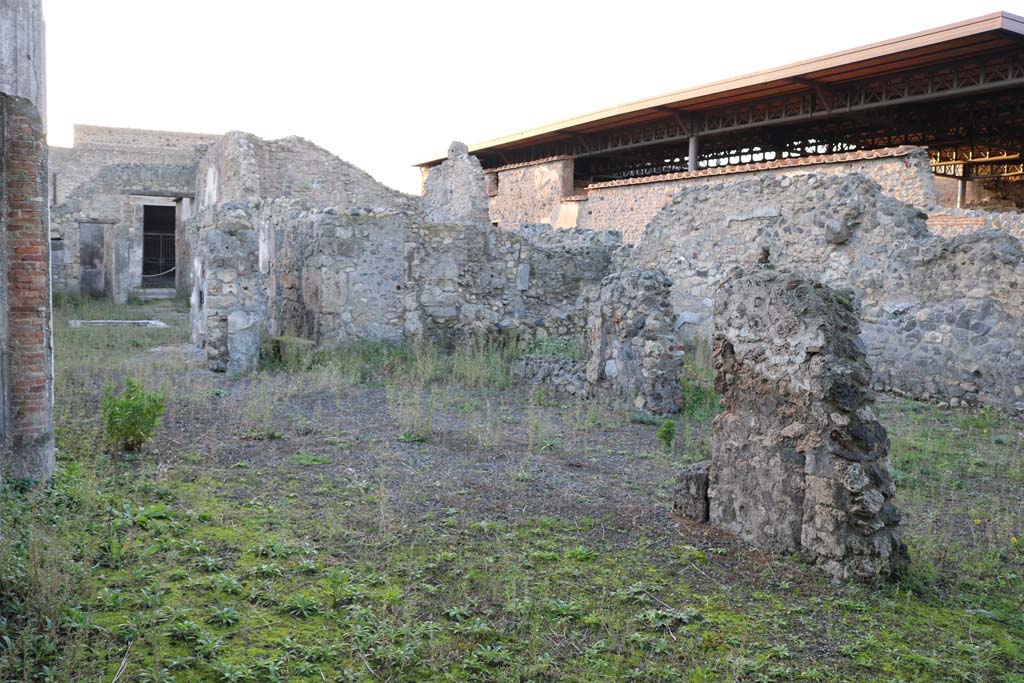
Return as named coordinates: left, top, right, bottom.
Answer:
left=417, top=11, right=1024, bottom=166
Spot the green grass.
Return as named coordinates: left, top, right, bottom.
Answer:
left=2, top=300, right=1022, bottom=682
left=679, top=341, right=720, bottom=421
left=289, top=453, right=333, bottom=466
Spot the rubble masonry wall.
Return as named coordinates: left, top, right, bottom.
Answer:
left=195, top=131, right=414, bottom=212
left=488, top=158, right=574, bottom=228
left=576, top=148, right=939, bottom=242
left=629, top=172, right=1024, bottom=411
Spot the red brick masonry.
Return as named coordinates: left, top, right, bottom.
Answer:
left=1, top=93, right=54, bottom=482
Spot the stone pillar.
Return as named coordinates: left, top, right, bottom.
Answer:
left=0, top=0, right=46, bottom=129
left=194, top=204, right=261, bottom=376
left=956, top=174, right=968, bottom=209
left=676, top=267, right=907, bottom=581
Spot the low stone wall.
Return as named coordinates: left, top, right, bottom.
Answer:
left=630, top=172, right=1024, bottom=412
left=405, top=222, right=620, bottom=346
left=676, top=268, right=907, bottom=582
left=927, top=208, right=1024, bottom=241
left=189, top=197, right=624, bottom=377
left=576, top=147, right=938, bottom=242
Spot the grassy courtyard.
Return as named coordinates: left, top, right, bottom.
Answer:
left=1, top=298, right=1022, bottom=682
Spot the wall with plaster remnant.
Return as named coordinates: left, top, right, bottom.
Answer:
left=188, top=138, right=631, bottom=403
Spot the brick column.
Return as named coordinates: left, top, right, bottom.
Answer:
left=1, top=93, right=54, bottom=482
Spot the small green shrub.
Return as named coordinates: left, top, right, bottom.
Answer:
left=101, top=375, right=165, bottom=453
left=656, top=419, right=676, bottom=450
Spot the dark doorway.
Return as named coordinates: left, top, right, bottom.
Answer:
left=79, top=222, right=106, bottom=297
left=142, top=205, right=176, bottom=288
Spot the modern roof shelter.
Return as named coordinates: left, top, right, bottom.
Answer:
left=419, top=12, right=1024, bottom=187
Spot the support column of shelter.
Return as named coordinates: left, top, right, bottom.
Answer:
left=688, top=135, right=699, bottom=172
left=957, top=167, right=970, bottom=209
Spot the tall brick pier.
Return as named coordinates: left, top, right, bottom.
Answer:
left=1, top=0, right=54, bottom=483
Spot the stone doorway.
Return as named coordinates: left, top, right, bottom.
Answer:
left=141, top=205, right=176, bottom=288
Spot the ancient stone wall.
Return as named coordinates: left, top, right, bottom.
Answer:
left=50, top=125, right=217, bottom=204
left=188, top=132, right=419, bottom=372
left=195, top=132, right=414, bottom=212
left=488, top=158, right=574, bottom=228
left=576, top=147, right=939, bottom=242
left=189, top=137, right=1024, bottom=415
left=50, top=162, right=195, bottom=299
left=629, top=172, right=1024, bottom=412
left=190, top=203, right=623, bottom=374
left=405, top=221, right=620, bottom=346
left=0, top=93, right=53, bottom=482
left=188, top=140, right=627, bottom=383
left=262, top=203, right=409, bottom=344
left=71, top=125, right=218, bottom=153
left=188, top=202, right=262, bottom=375
left=927, top=208, right=1024, bottom=241
left=49, top=125, right=215, bottom=299
left=584, top=269, right=683, bottom=413
left=677, top=268, right=907, bottom=581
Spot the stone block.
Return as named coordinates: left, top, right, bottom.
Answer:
left=673, top=461, right=710, bottom=522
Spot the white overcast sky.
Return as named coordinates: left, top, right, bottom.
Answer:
left=44, top=1, right=1021, bottom=194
